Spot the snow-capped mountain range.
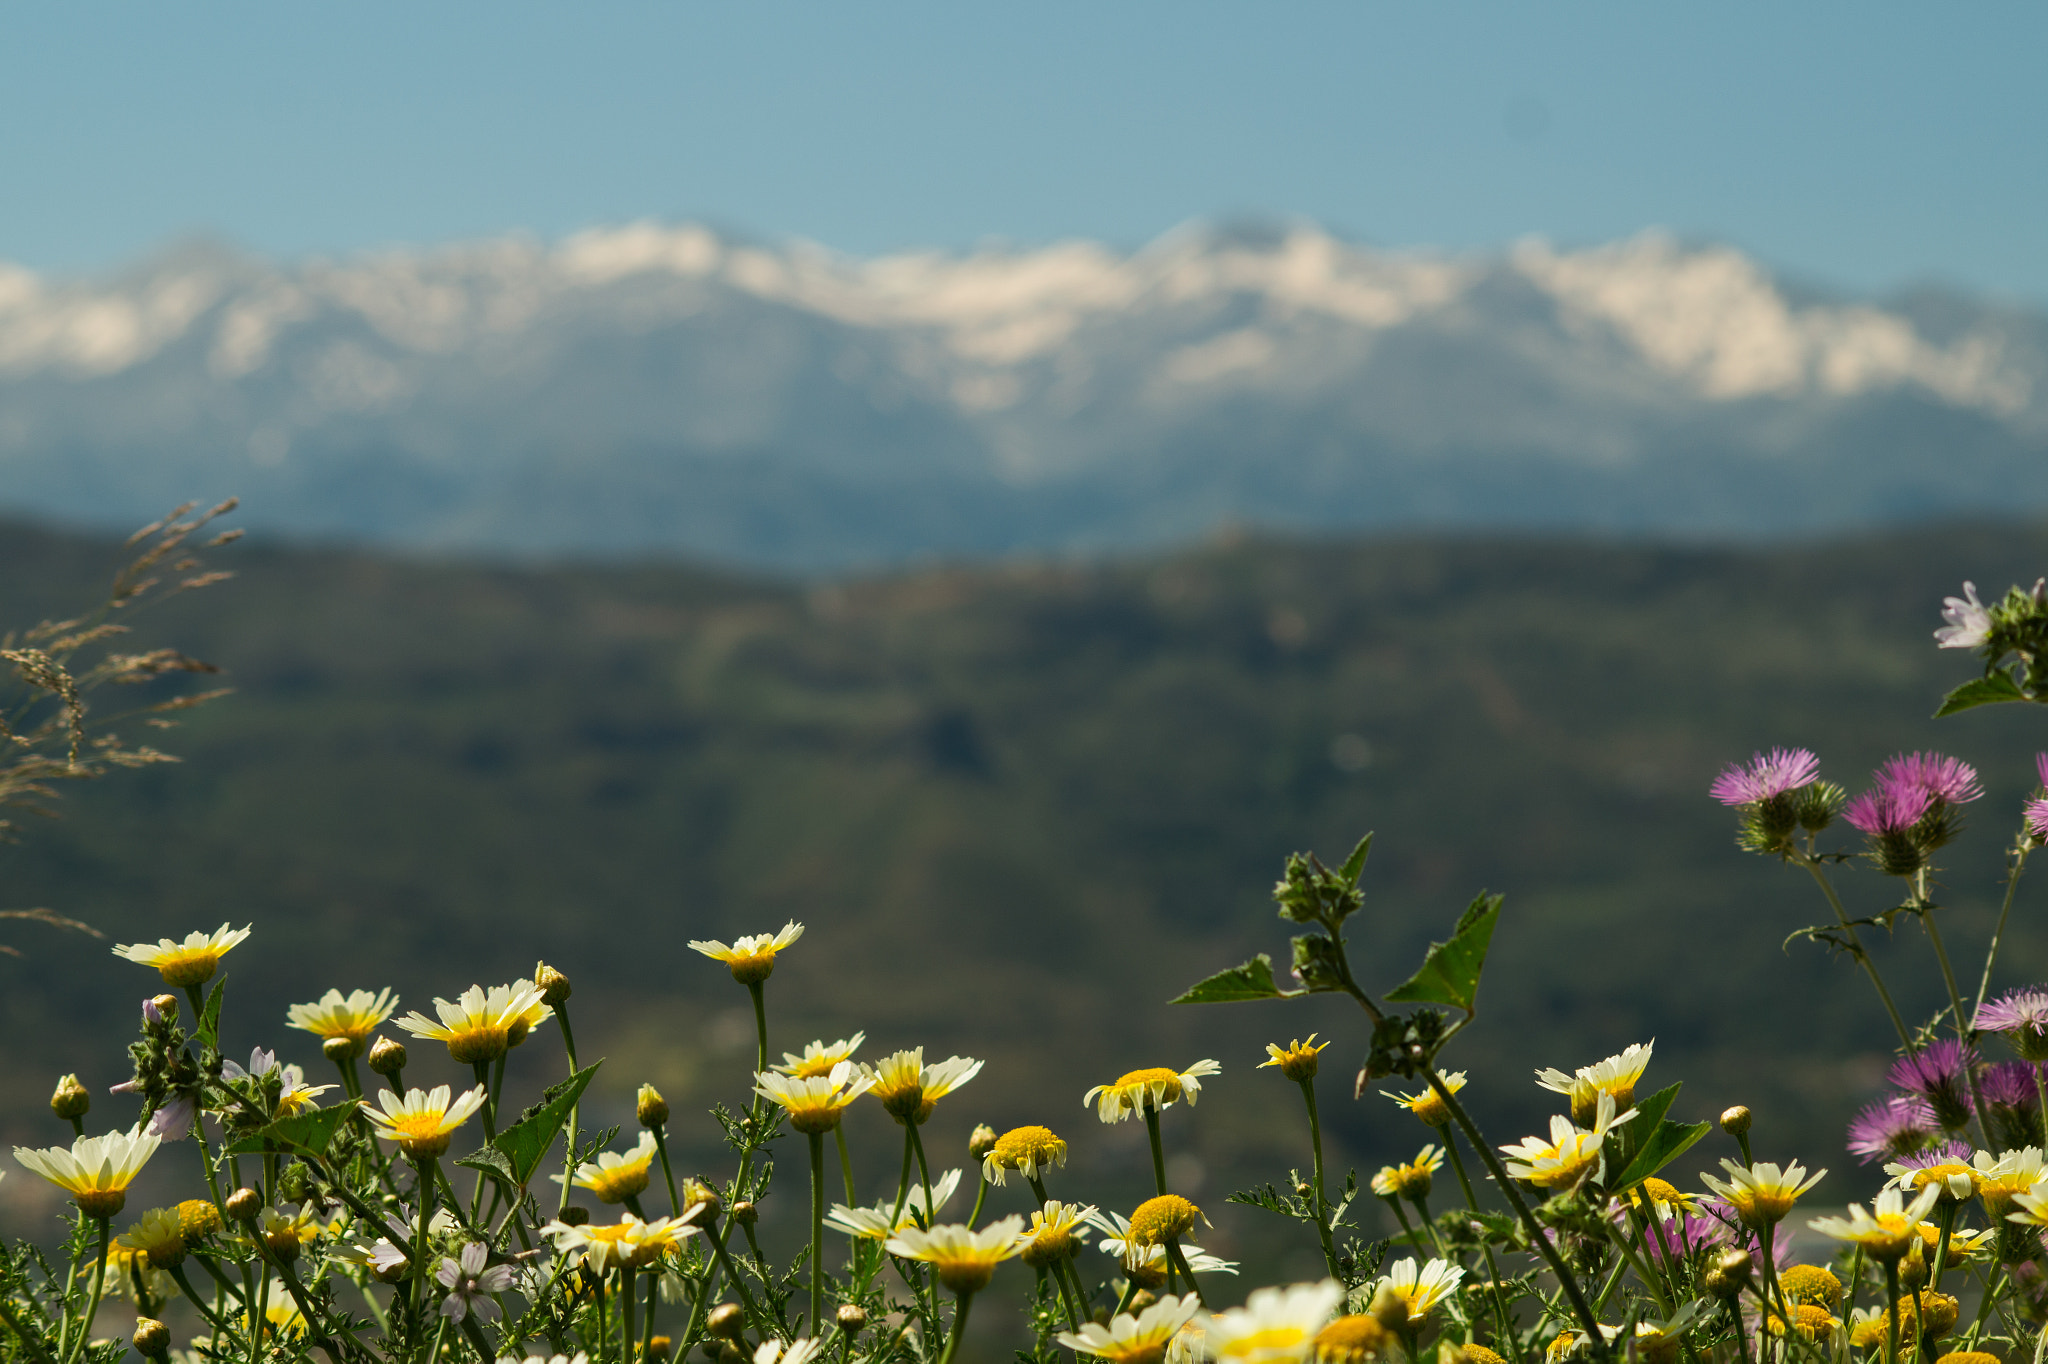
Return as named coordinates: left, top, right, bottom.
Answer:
left=2, top=221, right=2044, bottom=570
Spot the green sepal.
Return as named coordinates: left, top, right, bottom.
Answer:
left=1384, top=892, right=1502, bottom=1014
left=1337, top=832, right=1373, bottom=888
left=1170, top=954, right=1304, bottom=1004
left=225, top=1104, right=355, bottom=1160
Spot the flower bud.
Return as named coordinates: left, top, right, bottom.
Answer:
left=637, top=1084, right=669, bottom=1128
left=559, top=1206, right=590, bottom=1227
left=367, top=1036, right=406, bottom=1076
left=1128, top=1290, right=1158, bottom=1313
left=535, top=961, right=572, bottom=1006
left=968, top=1124, right=998, bottom=1160
left=50, top=1074, right=90, bottom=1121
left=1703, top=1248, right=1753, bottom=1301
left=133, top=1318, right=171, bottom=1359
left=836, top=1304, right=867, bottom=1334
left=706, top=1303, right=745, bottom=1340
left=1294, top=1181, right=1313, bottom=1198
left=323, top=1035, right=361, bottom=1063
left=1719, top=1106, right=1752, bottom=1137
left=263, top=1226, right=301, bottom=1262
left=1899, top=1245, right=1929, bottom=1291
left=730, top=1200, right=758, bottom=1225
left=225, top=1188, right=261, bottom=1222
left=716, top=1347, right=748, bottom=1364
left=647, top=1337, right=672, bottom=1362
left=682, top=1179, right=722, bottom=1221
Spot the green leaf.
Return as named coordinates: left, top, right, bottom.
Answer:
left=1170, top=954, right=1304, bottom=1005
left=1384, top=892, right=1502, bottom=1014
left=1935, top=671, right=2028, bottom=718
left=1338, top=832, right=1374, bottom=888
left=199, top=977, right=227, bottom=1049
left=225, top=1104, right=355, bottom=1160
left=491, top=1059, right=602, bottom=1185
left=1604, top=1081, right=1679, bottom=1176
left=455, top=1145, right=519, bottom=1188
left=1609, top=1118, right=1712, bottom=1192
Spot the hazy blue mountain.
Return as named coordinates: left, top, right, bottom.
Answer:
left=0, top=223, right=2043, bottom=570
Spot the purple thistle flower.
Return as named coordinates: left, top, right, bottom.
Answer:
left=1889, top=1040, right=1980, bottom=1130
left=1935, top=582, right=1992, bottom=649
left=1876, top=751, right=1984, bottom=806
left=1710, top=749, right=1820, bottom=806
left=1974, top=987, right=2048, bottom=1038
left=1846, top=1095, right=1939, bottom=1164
left=1884, top=1138, right=1975, bottom=1174
left=1978, top=1059, right=2040, bottom=1109
left=2027, top=798, right=2048, bottom=844
left=1640, top=1208, right=1731, bottom=1264
left=2036, top=752, right=2048, bottom=790
left=1842, top=784, right=1934, bottom=836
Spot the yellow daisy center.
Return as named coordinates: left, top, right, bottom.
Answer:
left=387, top=1112, right=456, bottom=1156
left=1767, top=1305, right=1837, bottom=1341
left=1114, top=1068, right=1183, bottom=1109
left=1020, top=1226, right=1075, bottom=1269
left=1313, top=1316, right=1389, bottom=1363
left=177, top=1199, right=222, bottom=1245
left=1126, top=1194, right=1202, bottom=1245
left=1220, top=1328, right=1308, bottom=1360
left=990, top=1126, right=1066, bottom=1170
left=584, top=1166, right=651, bottom=1204
left=1406, top=1092, right=1450, bottom=1126
left=1780, top=1264, right=1843, bottom=1310
left=151, top=947, right=226, bottom=988
left=726, top=946, right=778, bottom=985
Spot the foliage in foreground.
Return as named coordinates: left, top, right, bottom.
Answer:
left=12, top=562, right=2048, bottom=1364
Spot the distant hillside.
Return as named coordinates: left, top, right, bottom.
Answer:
left=0, top=224, right=2044, bottom=569
left=5, top=518, right=2048, bottom=1268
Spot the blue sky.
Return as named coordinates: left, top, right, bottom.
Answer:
left=6, top=3, right=2043, bottom=301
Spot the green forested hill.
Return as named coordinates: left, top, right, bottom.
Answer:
left=5, top=517, right=2048, bottom=1275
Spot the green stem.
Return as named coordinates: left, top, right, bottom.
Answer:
left=1423, top=1068, right=1603, bottom=1346
left=1921, top=903, right=1999, bottom=1153
left=1142, top=1107, right=1168, bottom=1198
left=1297, top=1077, right=1341, bottom=1278
left=936, top=1291, right=974, bottom=1364
left=1163, top=1239, right=1208, bottom=1310
left=809, top=1129, right=827, bottom=1336
left=60, top=1219, right=109, bottom=1364
left=556, top=1004, right=582, bottom=1216
left=736, top=982, right=769, bottom=1188
left=169, top=1264, right=232, bottom=1334
left=889, top=1129, right=915, bottom=1231
left=1973, top=838, right=2032, bottom=1018
left=968, top=1173, right=988, bottom=1228
left=1929, top=1201, right=1956, bottom=1292
left=1801, top=855, right=1914, bottom=1049
left=652, top=1126, right=682, bottom=1219
left=642, top=1266, right=661, bottom=1359
left=1442, top=1135, right=1516, bottom=1346
left=705, top=1217, right=764, bottom=1325
left=414, top=1156, right=438, bottom=1308
left=623, top=1266, right=638, bottom=1364
left=908, top=1123, right=937, bottom=1230
left=1883, top=1260, right=1901, bottom=1364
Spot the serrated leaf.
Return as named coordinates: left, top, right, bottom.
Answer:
left=1170, top=954, right=1304, bottom=1005
left=1604, top=1081, right=1678, bottom=1176
left=491, top=1059, right=602, bottom=1186
left=225, top=1104, right=355, bottom=1159
left=1935, top=671, right=2029, bottom=718
left=1338, top=833, right=1374, bottom=888
left=1384, top=893, right=1501, bottom=1014
left=199, top=977, right=227, bottom=1049
left=1609, top=1119, right=1712, bottom=1192
left=455, top=1145, right=519, bottom=1188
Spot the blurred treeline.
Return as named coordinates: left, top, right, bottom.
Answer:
left=4, top=516, right=2048, bottom=1280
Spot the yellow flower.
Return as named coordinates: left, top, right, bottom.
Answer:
left=1018, top=1200, right=1096, bottom=1268
left=1370, top=1145, right=1443, bottom=1200
left=1847, top=1309, right=1889, bottom=1351
left=1971, top=1146, right=2044, bottom=1216
left=1259, top=1036, right=1329, bottom=1083
left=1627, top=1177, right=1694, bottom=1214
left=1778, top=1264, right=1842, bottom=1310
left=285, top=989, right=397, bottom=1057
left=1204, top=1281, right=1343, bottom=1364
left=983, top=1125, right=1069, bottom=1186
left=1891, top=1291, right=1959, bottom=1341
left=1126, top=1195, right=1207, bottom=1246
left=775, top=1033, right=866, bottom=1079
left=1702, top=1158, right=1826, bottom=1229
left=862, top=1049, right=984, bottom=1125
left=1885, top=1156, right=1980, bottom=1202
left=1809, top=1185, right=1939, bottom=1262
left=91, top=1241, right=170, bottom=1301
left=360, top=1085, right=487, bottom=1158
left=825, top=1169, right=962, bottom=1239
left=1368, top=1257, right=1464, bottom=1320
left=1058, top=1293, right=1203, bottom=1364
left=1085, top=1209, right=1239, bottom=1283
left=112, top=924, right=252, bottom=988
left=688, top=922, right=804, bottom=985
left=244, top=1302, right=307, bottom=1341
left=117, top=1208, right=189, bottom=1269
left=1499, top=1094, right=1633, bottom=1191
left=1380, top=1072, right=1464, bottom=1128
left=176, top=1198, right=222, bottom=1245
left=754, top=1061, right=873, bottom=1134
left=1083, top=1061, right=1221, bottom=1124
left=887, top=1216, right=1025, bottom=1294
left=396, top=983, right=550, bottom=1065
left=543, top=1213, right=695, bottom=1272
left=1764, top=1304, right=1840, bottom=1342
left=1311, top=1316, right=1390, bottom=1364
left=563, top=1131, right=658, bottom=1204
left=1536, top=1042, right=1653, bottom=1126
left=14, top=1125, right=161, bottom=1217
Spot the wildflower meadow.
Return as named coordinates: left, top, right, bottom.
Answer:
left=12, top=525, right=2048, bottom=1364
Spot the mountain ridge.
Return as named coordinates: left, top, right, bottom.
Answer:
left=1, top=221, right=2044, bottom=570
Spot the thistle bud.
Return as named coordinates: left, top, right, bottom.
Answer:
left=1369, top=1282, right=1410, bottom=1331
left=968, top=1124, right=998, bottom=1160
left=637, top=1084, right=669, bottom=1128
left=535, top=961, right=572, bottom=1006
left=559, top=1206, right=590, bottom=1227
left=647, top=1337, right=673, bottom=1362
left=836, top=1304, right=867, bottom=1334
left=323, top=1035, right=361, bottom=1063
left=50, top=1074, right=90, bottom=1121
left=367, top=1036, right=406, bottom=1076
left=1719, top=1106, right=1752, bottom=1137
left=730, top=1200, right=758, bottom=1225
left=133, top=1318, right=171, bottom=1359
left=225, top=1188, right=261, bottom=1222
left=706, top=1303, right=745, bottom=1340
